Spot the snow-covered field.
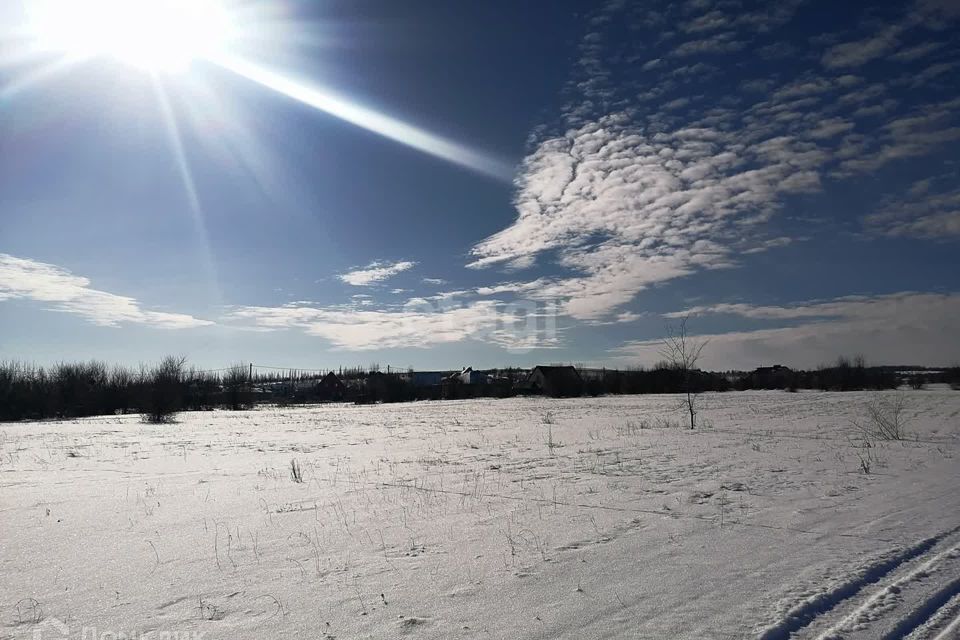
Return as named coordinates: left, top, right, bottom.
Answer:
left=2, top=390, right=959, bottom=640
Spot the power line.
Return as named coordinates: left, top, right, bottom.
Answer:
left=252, top=364, right=329, bottom=373
left=249, top=363, right=415, bottom=374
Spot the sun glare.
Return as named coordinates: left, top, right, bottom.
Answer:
left=28, top=0, right=233, bottom=73
left=13, top=0, right=510, bottom=180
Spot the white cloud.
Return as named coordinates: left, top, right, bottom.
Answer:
left=475, top=279, right=549, bottom=296
left=742, top=236, right=796, bottom=254
left=467, top=1, right=959, bottom=330
left=469, top=116, right=826, bottom=321
left=416, top=290, right=473, bottom=302
left=614, top=292, right=960, bottom=369
left=906, top=61, right=959, bottom=87
left=808, top=117, right=855, bottom=139
left=821, top=25, right=903, bottom=68
left=338, top=260, right=415, bottom=286
left=229, top=300, right=559, bottom=351
left=771, top=77, right=838, bottom=100
left=671, top=32, right=746, bottom=57
left=890, top=41, right=944, bottom=61
left=864, top=180, right=960, bottom=239
left=836, top=98, right=960, bottom=175
left=0, top=254, right=212, bottom=329
left=680, top=10, right=729, bottom=33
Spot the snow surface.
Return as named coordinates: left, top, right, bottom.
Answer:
left=1, top=390, right=959, bottom=639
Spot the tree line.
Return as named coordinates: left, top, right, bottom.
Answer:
left=0, top=356, right=957, bottom=423
left=0, top=357, right=268, bottom=423
left=732, top=356, right=960, bottom=392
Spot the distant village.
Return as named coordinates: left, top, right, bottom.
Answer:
left=247, top=360, right=957, bottom=406
left=257, top=365, right=590, bottom=403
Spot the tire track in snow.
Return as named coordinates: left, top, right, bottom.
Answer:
left=928, top=603, right=960, bottom=640
left=757, top=526, right=960, bottom=640
left=894, top=583, right=960, bottom=640
left=814, top=540, right=960, bottom=640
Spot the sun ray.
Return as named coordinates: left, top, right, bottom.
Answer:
left=150, top=75, right=223, bottom=309
left=0, top=55, right=85, bottom=101
left=171, top=75, right=293, bottom=208
left=209, top=53, right=515, bottom=182
left=11, top=1, right=515, bottom=181
left=151, top=78, right=202, bottom=213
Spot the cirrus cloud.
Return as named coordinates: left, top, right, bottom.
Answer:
left=338, top=260, right=416, bottom=286
left=0, top=254, right=212, bottom=329
left=228, top=299, right=560, bottom=352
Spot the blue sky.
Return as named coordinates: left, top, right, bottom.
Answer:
left=1, top=0, right=958, bottom=370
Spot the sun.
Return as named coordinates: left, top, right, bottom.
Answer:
left=27, top=0, right=234, bottom=73
left=14, top=0, right=511, bottom=180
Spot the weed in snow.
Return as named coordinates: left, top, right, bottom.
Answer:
left=290, top=458, right=305, bottom=483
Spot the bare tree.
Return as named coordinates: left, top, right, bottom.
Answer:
left=852, top=393, right=910, bottom=441
left=223, top=363, right=252, bottom=410
left=659, top=316, right=707, bottom=429
left=142, top=355, right=187, bottom=423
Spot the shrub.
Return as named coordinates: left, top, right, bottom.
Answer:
left=853, top=393, right=909, bottom=441
left=223, top=364, right=252, bottom=410
left=142, top=356, right=187, bottom=423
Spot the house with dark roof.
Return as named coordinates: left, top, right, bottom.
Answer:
left=524, top=365, right=584, bottom=398
left=316, top=371, right=346, bottom=401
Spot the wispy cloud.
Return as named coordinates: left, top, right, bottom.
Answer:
left=864, top=177, right=960, bottom=239
left=835, top=97, right=960, bottom=175
left=475, top=279, right=549, bottom=296
left=890, top=41, right=944, bottom=62
left=338, top=260, right=416, bottom=286
left=905, top=61, right=959, bottom=87
left=917, top=0, right=960, bottom=20
left=0, top=254, right=212, bottom=329
left=821, top=25, right=903, bottom=68
left=229, top=300, right=559, bottom=351
left=614, top=292, right=960, bottom=369
left=671, top=32, right=746, bottom=57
